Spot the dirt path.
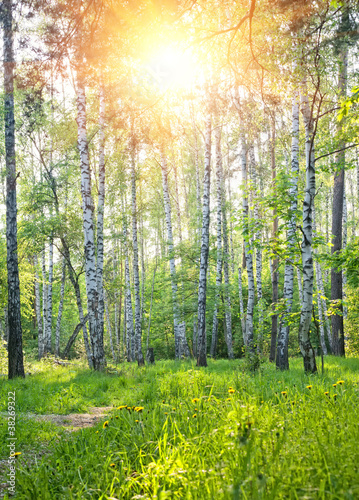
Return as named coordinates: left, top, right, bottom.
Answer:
left=28, top=406, right=113, bottom=431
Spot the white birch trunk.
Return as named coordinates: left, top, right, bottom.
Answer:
left=221, top=164, right=234, bottom=359
left=55, top=256, right=66, bottom=357
left=104, top=289, right=116, bottom=363
left=249, top=145, right=263, bottom=352
left=276, top=86, right=300, bottom=370
left=298, top=83, right=317, bottom=373
left=238, top=265, right=246, bottom=344
left=160, top=149, right=189, bottom=358
left=41, top=247, right=48, bottom=354
left=343, top=186, right=348, bottom=321
left=130, top=140, right=145, bottom=366
left=210, top=123, right=223, bottom=358
left=46, top=235, right=54, bottom=353
left=297, top=268, right=303, bottom=305
left=123, top=218, right=135, bottom=362
left=241, top=135, right=255, bottom=352
left=95, top=83, right=106, bottom=364
left=197, top=115, right=212, bottom=367
left=34, top=254, right=43, bottom=359
left=146, top=263, right=157, bottom=350
left=76, top=76, right=105, bottom=370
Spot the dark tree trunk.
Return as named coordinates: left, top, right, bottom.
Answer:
left=61, top=315, right=89, bottom=359
left=4, top=0, right=25, bottom=379
left=331, top=13, right=348, bottom=357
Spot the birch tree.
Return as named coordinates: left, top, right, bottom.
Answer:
left=160, top=148, right=189, bottom=359
left=210, top=123, right=223, bottom=358
left=55, top=257, right=66, bottom=357
left=4, top=0, right=25, bottom=378
left=197, top=114, right=212, bottom=367
left=276, top=84, right=300, bottom=370
left=130, top=135, right=145, bottom=366
left=298, top=83, right=317, bottom=373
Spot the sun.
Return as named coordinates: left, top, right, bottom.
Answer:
left=148, top=46, right=197, bottom=89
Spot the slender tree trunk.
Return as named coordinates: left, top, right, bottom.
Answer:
left=197, top=115, right=212, bottom=367
left=342, top=186, right=347, bottom=322
left=76, top=74, right=105, bottom=370
left=95, top=83, right=106, bottom=365
left=210, top=123, right=223, bottom=358
left=34, top=255, right=43, bottom=360
left=61, top=315, right=88, bottom=360
left=140, top=215, right=146, bottom=331
left=123, top=218, right=135, bottom=361
left=221, top=166, right=234, bottom=359
left=249, top=145, right=263, bottom=353
left=276, top=86, right=300, bottom=370
left=41, top=247, right=48, bottom=353
left=313, top=207, right=328, bottom=355
left=298, top=83, right=317, bottom=374
left=160, top=149, right=189, bottom=359
left=331, top=12, right=348, bottom=357
left=104, top=290, right=116, bottom=363
left=241, top=134, right=255, bottom=352
left=238, top=264, right=246, bottom=345
left=146, top=263, right=157, bottom=350
left=269, top=118, right=278, bottom=362
left=46, top=234, right=54, bottom=353
left=130, top=139, right=145, bottom=366
left=55, top=257, right=66, bottom=357
left=4, top=0, right=25, bottom=378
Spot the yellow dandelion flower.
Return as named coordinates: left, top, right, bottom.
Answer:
left=135, top=419, right=139, bottom=423
left=110, top=463, right=116, bottom=467
left=117, top=405, right=127, bottom=410
left=226, top=398, right=231, bottom=401
left=261, top=401, right=264, bottom=404
left=96, top=430, right=99, bottom=434
left=228, top=389, right=235, bottom=394
left=103, top=421, right=109, bottom=429
left=10, top=452, right=21, bottom=457
left=192, top=398, right=199, bottom=403
left=172, top=408, right=176, bottom=411
left=115, top=416, right=119, bottom=419
left=306, top=385, right=312, bottom=390
left=333, top=384, right=337, bottom=388
left=324, top=391, right=329, bottom=396
left=337, top=380, right=344, bottom=385
left=192, top=414, right=197, bottom=418
left=164, top=412, right=168, bottom=415
left=134, top=407, right=144, bottom=412
left=281, top=391, right=287, bottom=396
left=333, top=394, right=337, bottom=400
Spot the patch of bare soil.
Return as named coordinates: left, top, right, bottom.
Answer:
left=29, top=406, right=113, bottom=432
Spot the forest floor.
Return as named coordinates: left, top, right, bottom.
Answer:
left=1, top=356, right=359, bottom=499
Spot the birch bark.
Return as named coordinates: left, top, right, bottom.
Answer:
left=76, top=75, right=105, bottom=370
left=241, top=135, right=255, bottom=352
left=104, top=290, right=116, bottom=363
left=34, top=255, right=43, bottom=359
left=276, top=87, right=300, bottom=370
left=298, top=83, right=317, bottom=373
left=130, top=140, right=145, bottom=366
left=41, top=247, right=48, bottom=353
left=4, top=0, right=25, bottom=378
left=210, top=123, right=223, bottom=358
left=55, top=257, right=66, bottom=357
left=160, top=149, right=189, bottom=358
left=95, top=84, right=106, bottom=363
left=221, top=161, right=234, bottom=359
left=249, top=145, right=263, bottom=352
left=197, top=115, right=212, bottom=367
left=123, top=218, right=135, bottom=362
left=46, top=234, right=54, bottom=353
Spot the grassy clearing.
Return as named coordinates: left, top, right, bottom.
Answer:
left=1, top=356, right=359, bottom=499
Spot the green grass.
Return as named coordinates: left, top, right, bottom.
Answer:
left=1, top=356, right=359, bottom=499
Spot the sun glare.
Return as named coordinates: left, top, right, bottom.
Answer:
left=148, top=46, right=197, bottom=89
